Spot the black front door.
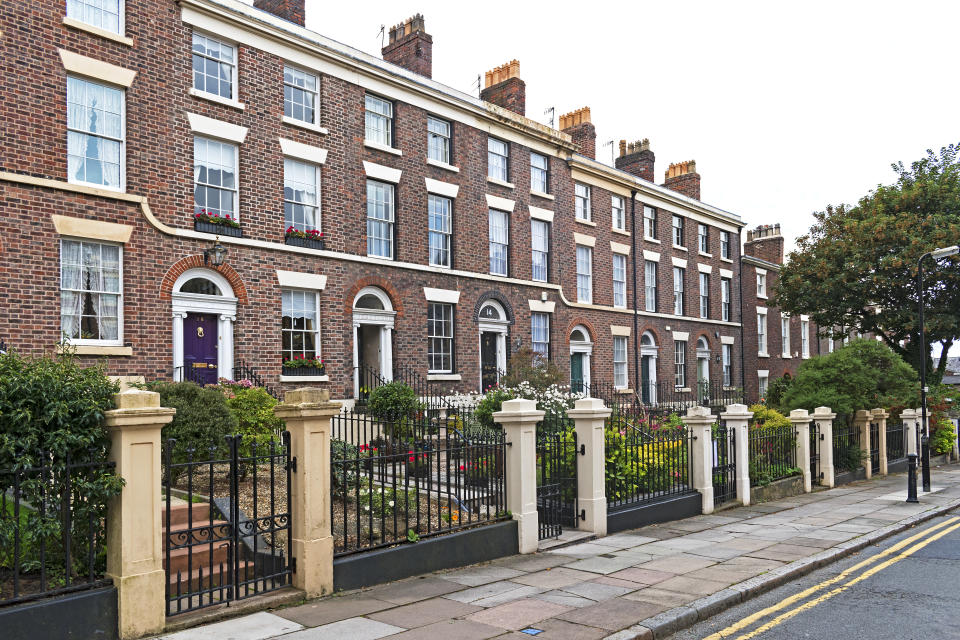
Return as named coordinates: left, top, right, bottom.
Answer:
left=481, top=332, right=498, bottom=391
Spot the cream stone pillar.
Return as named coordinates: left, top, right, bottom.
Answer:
left=568, top=398, right=611, bottom=536
left=854, top=409, right=872, bottom=479
left=273, top=388, right=342, bottom=598
left=104, top=389, right=176, bottom=640
left=902, top=408, right=918, bottom=456
left=872, top=408, right=890, bottom=475
left=790, top=409, right=813, bottom=493
left=686, top=406, right=716, bottom=515
left=720, top=404, right=752, bottom=508
left=813, top=407, right=836, bottom=488
left=494, top=398, right=544, bottom=554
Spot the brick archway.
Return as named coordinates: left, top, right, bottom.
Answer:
left=565, top=318, right=598, bottom=344
left=160, top=256, right=248, bottom=304
left=343, top=277, right=404, bottom=317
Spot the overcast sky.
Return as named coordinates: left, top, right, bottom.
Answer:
left=282, top=0, right=960, bottom=252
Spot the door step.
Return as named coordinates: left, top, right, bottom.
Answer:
left=537, top=529, right=596, bottom=551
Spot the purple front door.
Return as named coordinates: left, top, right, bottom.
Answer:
left=183, top=313, right=219, bottom=385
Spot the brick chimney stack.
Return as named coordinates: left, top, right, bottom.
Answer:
left=662, top=160, right=701, bottom=200
left=480, top=60, right=525, bottom=116
left=381, top=14, right=433, bottom=79
left=253, top=0, right=305, bottom=26
left=559, top=107, right=596, bottom=159
left=615, top=139, right=655, bottom=182
left=744, top=224, right=785, bottom=264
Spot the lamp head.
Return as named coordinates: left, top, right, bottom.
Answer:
left=203, top=239, right=228, bottom=267
left=932, top=245, right=960, bottom=259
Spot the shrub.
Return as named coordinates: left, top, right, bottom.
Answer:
left=749, top=404, right=792, bottom=430
left=766, top=374, right=794, bottom=411
left=931, top=419, right=956, bottom=455
left=501, top=346, right=564, bottom=391
left=781, top=339, right=918, bottom=415
left=474, top=388, right=517, bottom=430
left=145, top=381, right=237, bottom=462
left=223, top=385, right=284, bottom=450
left=367, top=381, right=424, bottom=440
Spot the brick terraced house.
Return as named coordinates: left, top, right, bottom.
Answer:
left=1, top=0, right=755, bottom=404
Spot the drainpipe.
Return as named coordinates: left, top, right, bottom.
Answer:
left=738, top=230, right=746, bottom=400
left=630, top=190, right=640, bottom=395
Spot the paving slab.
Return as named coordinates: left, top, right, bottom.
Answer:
left=562, top=554, right=644, bottom=575
left=518, top=617, right=609, bottom=639
left=562, top=580, right=636, bottom=601
left=383, top=619, right=503, bottom=640
left=464, top=598, right=572, bottom=630
left=511, top=567, right=597, bottom=589
left=491, top=553, right=574, bottom=573
left=363, top=576, right=463, bottom=605
left=366, top=597, right=481, bottom=629
left=442, top=565, right=526, bottom=586
left=633, top=553, right=717, bottom=574
left=468, top=584, right=548, bottom=608
left=555, top=597, right=665, bottom=631
left=276, top=596, right=395, bottom=626
left=621, top=586, right=700, bottom=609
left=443, top=581, right=530, bottom=605
left=281, top=617, right=405, bottom=640
left=158, top=612, right=302, bottom=640
left=654, top=574, right=732, bottom=596
left=607, top=567, right=676, bottom=585
left=532, top=590, right=597, bottom=608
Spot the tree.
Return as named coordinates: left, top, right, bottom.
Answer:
left=501, top=346, right=564, bottom=391
left=780, top=339, right=918, bottom=415
left=775, top=144, right=960, bottom=381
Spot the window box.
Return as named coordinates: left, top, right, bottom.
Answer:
left=282, top=361, right=326, bottom=376
left=285, top=228, right=325, bottom=250
left=194, top=215, right=242, bottom=237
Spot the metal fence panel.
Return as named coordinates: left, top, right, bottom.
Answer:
left=712, top=420, right=737, bottom=506
left=748, top=425, right=798, bottom=487
left=536, top=415, right=579, bottom=540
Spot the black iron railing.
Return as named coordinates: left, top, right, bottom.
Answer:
left=163, top=433, right=292, bottom=616
left=887, top=420, right=906, bottom=462
left=832, top=416, right=862, bottom=473
left=331, top=402, right=507, bottom=556
left=0, top=452, right=115, bottom=607
left=585, top=380, right=744, bottom=417
left=605, top=414, right=695, bottom=511
left=748, top=425, right=798, bottom=487
left=234, top=360, right=282, bottom=400
left=810, top=421, right=822, bottom=485
left=869, top=421, right=881, bottom=474
left=535, top=414, right=579, bottom=540
left=712, top=420, right=737, bottom=506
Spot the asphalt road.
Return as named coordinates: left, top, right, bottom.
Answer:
left=668, top=509, right=960, bottom=640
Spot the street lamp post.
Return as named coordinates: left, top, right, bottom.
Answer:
left=917, top=245, right=959, bottom=493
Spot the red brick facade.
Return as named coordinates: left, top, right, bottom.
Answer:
left=0, top=0, right=749, bottom=402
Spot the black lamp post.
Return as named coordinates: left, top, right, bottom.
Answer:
left=917, top=244, right=959, bottom=493
left=203, top=238, right=228, bottom=267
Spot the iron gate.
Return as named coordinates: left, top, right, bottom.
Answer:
left=869, top=421, right=880, bottom=474
left=163, top=433, right=293, bottom=616
left=536, top=417, right=580, bottom=540
left=810, top=421, right=822, bottom=485
left=712, top=420, right=737, bottom=506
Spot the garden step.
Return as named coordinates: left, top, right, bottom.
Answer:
left=166, top=559, right=255, bottom=592
left=163, top=518, right=232, bottom=545
left=163, top=542, right=232, bottom=574
left=162, top=502, right=211, bottom=528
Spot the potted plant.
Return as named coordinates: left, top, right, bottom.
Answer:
left=194, top=209, right=242, bottom=237
left=282, top=354, right=326, bottom=376
left=285, top=226, right=325, bottom=250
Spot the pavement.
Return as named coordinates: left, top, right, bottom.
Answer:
left=155, top=464, right=960, bottom=640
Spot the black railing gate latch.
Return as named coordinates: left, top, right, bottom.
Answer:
left=287, top=456, right=297, bottom=472
left=578, top=444, right=586, bottom=456
left=579, top=509, right=586, bottom=521
left=290, top=557, right=297, bottom=572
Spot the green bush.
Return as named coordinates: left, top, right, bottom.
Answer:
left=224, top=385, right=284, bottom=452
left=367, top=381, right=424, bottom=441
left=781, top=340, right=918, bottom=415
left=501, top=346, right=565, bottom=391
left=145, top=381, right=237, bottom=462
left=931, top=419, right=956, bottom=455
left=766, top=374, right=794, bottom=411
left=474, top=388, right=517, bottom=430
left=749, top=404, right=792, bottom=430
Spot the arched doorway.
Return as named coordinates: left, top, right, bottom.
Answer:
left=697, top=336, right=711, bottom=403
left=477, top=300, right=509, bottom=391
left=640, top=331, right=658, bottom=404
left=172, top=269, right=237, bottom=384
left=353, top=287, right=395, bottom=396
left=569, top=325, right=592, bottom=393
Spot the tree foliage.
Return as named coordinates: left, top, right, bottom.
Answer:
left=775, top=144, right=960, bottom=380
left=780, top=339, right=918, bottom=415
left=145, top=380, right=238, bottom=461
left=501, top=346, right=565, bottom=391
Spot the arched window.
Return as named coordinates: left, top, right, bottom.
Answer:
left=697, top=336, right=709, bottom=351
left=179, top=277, right=222, bottom=296
left=479, top=301, right=504, bottom=321
left=353, top=287, right=392, bottom=312
left=570, top=327, right=589, bottom=343
left=641, top=331, right=657, bottom=348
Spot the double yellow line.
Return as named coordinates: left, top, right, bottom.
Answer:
left=704, top=516, right=960, bottom=640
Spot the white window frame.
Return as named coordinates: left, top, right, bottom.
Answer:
left=613, top=336, right=628, bottom=389
left=427, top=116, right=451, bottom=164
left=283, top=65, right=318, bottom=125
left=801, top=319, right=810, bottom=358
left=720, top=230, right=730, bottom=259
left=488, top=208, right=509, bottom=276
left=60, top=239, right=124, bottom=346
left=699, top=272, right=709, bottom=319
left=758, top=372, right=769, bottom=398
left=366, top=179, right=395, bottom=259
left=672, top=215, right=685, bottom=247
left=67, top=76, right=126, bottom=192
left=365, top=94, right=393, bottom=146
left=758, top=312, right=768, bottom=355
left=488, top=137, right=509, bottom=181
left=782, top=315, right=791, bottom=357
left=644, top=206, right=657, bottom=240
left=673, top=266, right=685, bottom=315
left=698, top=223, right=709, bottom=253
left=575, top=183, right=592, bottom=221
left=645, top=260, right=657, bottom=312
left=722, top=344, right=732, bottom=386
left=281, top=288, right=321, bottom=363
left=612, top=195, right=625, bottom=231
left=721, top=278, right=731, bottom=322
left=531, top=219, right=549, bottom=283
left=427, top=302, right=454, bottom=373
left=67, top=0, right=123, bottom=35
left=757, top=272, right=767, bottom=298
left=613, top=253, right=627, bottom=309
left=194, top=136, right=239, bottom=220
left=576, top=245, right=593, bottom=304
left=192, top=32, right=237, bottom=101
left=283, top=157, right=321, bottom=232
left=530, top=152, right=549, bottom=194
left=675, top=340, right=686, bottom=388
left=428, top=194, right=452, bottom=268
left=531, top=311, right=550, bottom=359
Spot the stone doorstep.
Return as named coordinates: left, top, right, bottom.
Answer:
left=160, top=587, right=304, bottom=634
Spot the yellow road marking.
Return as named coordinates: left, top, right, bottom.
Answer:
left=727, top=520, right=960, bottom=640
left=703, top=516, right=960, bottom=640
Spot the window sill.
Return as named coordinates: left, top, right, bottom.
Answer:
left=612, top=228, right=631, bottom=237
left=723, top=386, right=738, bottom=392
left=279, top=374, right=329, bottom=382
left=675, top=387, right=692, bottom=393
left=530, top=190, right=554, bottom=201
left=574, top=218, right=596, bottom=227
left=758, top=353, right=770, bottom=358
left=699, top=251, right=713, bottom=258
left=615, top=388, right=633, bottom=394
left=486, top=176, right=515, bottom=189
left=782, top=355, right=792, bottom=359
left=757, top=294, right=768, bottom=300
left=282, top=116, right=328, bottom=135
left=189, top=88, right=245, bottom=110
left=673, top=245, right=688, bottom=252
left=427, top=158, right=459, bottom=173
left=427, top=373, right=461, bottom=381
left=57, top=344, right=132, bottom=356
left=721, top=257, right=734, bottom=263
left=644, top=237, right=661, bottom=245
left=364, top=141, right=403, bottom=156
left=62, top=16, right=134, bottom=46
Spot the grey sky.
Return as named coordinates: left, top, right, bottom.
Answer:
left=285, top=0, right=960, bottom=252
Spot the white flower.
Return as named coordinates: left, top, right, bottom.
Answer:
left=363, top=505, right=370, bottom=511
left=389, top=500, right=395, bottom=507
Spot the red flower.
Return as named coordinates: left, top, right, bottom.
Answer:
left=408, top=456, right=415, bottom=462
